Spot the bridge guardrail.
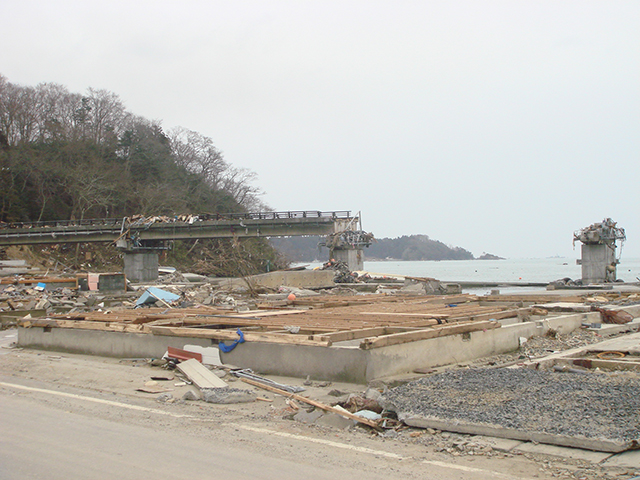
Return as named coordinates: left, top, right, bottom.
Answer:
left=0, top=211, right=353, bottom=231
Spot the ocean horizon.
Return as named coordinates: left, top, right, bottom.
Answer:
left=295, top=257, right=640, bottom=294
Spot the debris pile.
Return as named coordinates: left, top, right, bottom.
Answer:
left=592, top=306, right=634, bottom=325
left=321, top=259, right=359, bottom=283
left=549, top=277, right=582, bottom=288
left=574, top=218, right=626, bottom=246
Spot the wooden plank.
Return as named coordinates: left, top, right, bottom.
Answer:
left=359, top=320, right=501, bottom=350
left=240, top=377, right=380, bottom=429
left=311, top=326, right=389, bottom=343
left=558, top=357, right=640, bottom=372
left=54, top=313, right=173, bottom=324
left=312, top=326, right=423, bottom=343
left=230, top=309, right=308, bottom=318
left=148, top=325, right=332, bottom=347
left=361, top=312, right=450, bottom=319
left=447, top=309, right=522, bottom=323
left=482, top=294, right=584, bottom=304
left=19, top=318, right=144, bottom=333
left=176, top=358, right=228, bottom=389
left=21, top=277, right=79, bottom=284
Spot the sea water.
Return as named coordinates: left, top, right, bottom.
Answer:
left=363, top=257, right=640, bottom=294
left=297, top=257, right=640, bottom=294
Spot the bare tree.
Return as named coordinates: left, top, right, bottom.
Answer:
left=84, top=88, right=126, bottom=145
left=0, top=79, right=39, bottom=145
left=168, top=127, right=266, bottom=210
left=168, top=127, right=227, bottom=186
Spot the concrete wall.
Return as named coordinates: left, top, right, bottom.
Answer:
left=17, top=311, right=599, bottom=384
left=17, top=328, right=213, bottom=358
left=363, top=312, right=596, bottom=381
left=221, top=343, right=367, bottom=383
left=123, top=252, right=159, bottom=283
left=222, top=270, right=336, bottom=289
left=17, top=326, right=368, bottom=383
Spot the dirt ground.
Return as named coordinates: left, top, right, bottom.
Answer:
left=1, top=328, right=638, bottom=480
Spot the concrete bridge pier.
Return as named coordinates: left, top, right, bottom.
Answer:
left=330, top=246, right=365, bottom=271
left=579, top=244, right=617, bottom=284
left=123, top=251, right=159, bottom=283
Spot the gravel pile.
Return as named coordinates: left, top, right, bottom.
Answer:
left=382, top=368, right=640, bottom=443
left=470, top=329, right=606, bottom=368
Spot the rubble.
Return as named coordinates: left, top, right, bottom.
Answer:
left=320, top=259, right=361, bottom=283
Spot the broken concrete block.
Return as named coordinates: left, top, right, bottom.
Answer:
left=315, top=412, right=353, bottom=429
left=293, top=408, right=324, bottom=424
left=156, top=393, right=174, bottom=403
left=364, top=387, right=382, bottom=402
left=201, top=387, right=256, bottom=404
left=182, top=389, right=202, bottom=401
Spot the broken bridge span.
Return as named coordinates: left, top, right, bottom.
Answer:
left=0, top=211, right=372, bottom=281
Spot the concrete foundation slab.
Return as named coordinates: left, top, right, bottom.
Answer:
left=513, top=442, right=613, bottom=463
left=17, top=311, right=599, bottom=384
left=470, top=435, right=524, bottom=452
left=402, top=415, right=633, bottom=453
left=0, top=328, right=17, bottom=354
left=294, top=409, right=325, bottom=424
left=602, top=449, right=640, bottom=469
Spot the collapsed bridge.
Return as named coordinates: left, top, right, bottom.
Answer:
left=0, top=211, right=373, bottom=282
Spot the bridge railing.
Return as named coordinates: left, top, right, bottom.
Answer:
left=0, top=211, right=353, bottom=230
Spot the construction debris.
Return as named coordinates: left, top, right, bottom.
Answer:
left=136, top=287, right=180, bottom=307
left=593, top=307, right=634, bottom=325
left=241, top=377, right=381, bottom=429
left=175, top=358, right=228, bottom=389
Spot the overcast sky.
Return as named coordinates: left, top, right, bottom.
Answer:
left=3, top=1, right=639, bottom=258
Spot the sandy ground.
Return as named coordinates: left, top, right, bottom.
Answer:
left=1, top=328, right=638, bottom=480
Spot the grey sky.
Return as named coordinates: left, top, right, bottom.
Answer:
left=3, top=1, right=639, bottom=258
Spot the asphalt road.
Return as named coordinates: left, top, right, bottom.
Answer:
left=0, top=392, right=383, bottom=480
left=0, top=379, right=530, bottom=480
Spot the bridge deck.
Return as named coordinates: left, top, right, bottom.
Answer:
left=0, top=211, right=356, bottom=247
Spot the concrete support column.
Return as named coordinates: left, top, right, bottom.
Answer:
left=330, top=247, right=364, bottom=271
left=123, top=251, right=159, bottom=283
left=580, top=244, right=617, bottom=284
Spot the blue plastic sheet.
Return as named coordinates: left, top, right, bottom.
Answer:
left=136, top=287, right=180, bottom=306
left=219, top=329, right=245, bottom=353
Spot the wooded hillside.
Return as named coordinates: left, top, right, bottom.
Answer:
left=0, top=75, right=287, bottom=275
left=0, top=74, right=264, bottom=222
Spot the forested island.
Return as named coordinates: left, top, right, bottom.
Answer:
left=270, top=234, right=475, bottom=262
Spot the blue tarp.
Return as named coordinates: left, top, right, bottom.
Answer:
left=136, top=287, right=180, bottom=306
left=219, top=329, right=245, bottom=353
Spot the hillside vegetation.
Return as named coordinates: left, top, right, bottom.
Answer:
left=0, top=74, right=286, bottom=274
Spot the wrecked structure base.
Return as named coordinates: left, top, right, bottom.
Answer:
left=17, top=311, right=602, bottom=384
